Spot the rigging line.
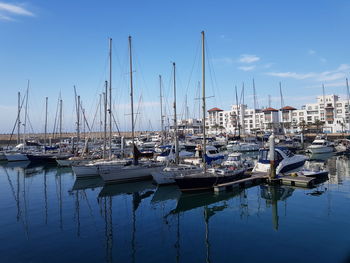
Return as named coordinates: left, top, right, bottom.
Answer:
left=89, top=96, right=101, bottom=131
left=79, top=103, right=92, bottom=133
left=184, top=36, right=201, bottom=101
left=111, top=111, right=121, bottom=136
left=51, top=94, right=60, bottom=138
left=7, top=92, right=27, bottom=148
left=205, top=39, right=221, bottom=107
left=134, top=95, right=143, bottom=130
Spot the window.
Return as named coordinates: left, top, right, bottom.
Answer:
left=307, top=116, right=312, bottom=121
left=337, top=109, right=342, bottom=113
left=336, top=103, right=342, bottom=107
left=299, top=112, right=304, bottom=116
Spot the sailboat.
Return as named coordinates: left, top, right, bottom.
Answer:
left=99, top=36, right=164, bottom=184
left=174, top=31, right=246, bottom=192
left=151, top=62, right=202, bottom=185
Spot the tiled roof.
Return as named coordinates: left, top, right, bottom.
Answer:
left=208, top=107, right=223, bottom=112
left=262, top=107, right=278, bottom=112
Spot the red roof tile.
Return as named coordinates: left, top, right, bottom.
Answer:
left=280, top=106, right=297, bottom=111
left=262, top=107, right=278, bottom=112
left=208, top=107, right=223, bottom=112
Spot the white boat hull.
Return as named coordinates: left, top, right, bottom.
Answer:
left=307, top=146, right=333, bottom=154
left=100, top=165, right=164, bottom=183
left=152, top=166, right=202, bottom=185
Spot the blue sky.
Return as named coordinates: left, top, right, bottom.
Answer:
left=1, top=0, right=350, bottom=133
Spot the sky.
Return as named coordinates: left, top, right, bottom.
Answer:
left=1, top=0, right=350, bottom=133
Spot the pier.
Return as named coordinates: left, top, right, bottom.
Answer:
left=214, top=173, right=268, bottom=193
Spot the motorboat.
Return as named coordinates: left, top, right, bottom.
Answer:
left=151, top=164, right=202, bottom=185
left=156, top=145, right=194, bottom=162
left=222, top=152, right=255, bottom=171
left=253, top=147, right=308, bottom=174
left=183, top=145, right=225, bottom=165
left=227, top=141, right=259, bottom=152
left=307, top=137, right=334, bottom=154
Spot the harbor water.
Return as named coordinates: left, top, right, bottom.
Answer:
left=1, top=155, right=350, bottom=263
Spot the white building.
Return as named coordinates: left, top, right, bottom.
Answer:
left=169, top=118, right=202, bottom=134
left=179, top=94, right=350, bottom=135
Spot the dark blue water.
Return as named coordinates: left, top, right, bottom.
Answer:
left=1, top=156, right=350, bottom=263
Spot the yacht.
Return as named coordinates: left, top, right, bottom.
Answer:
left=307, top=137, right=334, bottom=154
left=183, top=145, right=225, bottom=165
left=222, top=152, right=255, bottom=170
left=227, top=141, right=259, bottom=152
left=156, top=145, right=194, bottom=162
left=253, top=147, right=308, bottom=174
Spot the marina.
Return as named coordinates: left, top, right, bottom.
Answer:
left=1, top=1, right=350, bottom=262
left=0, top=154, right=350, bottom=262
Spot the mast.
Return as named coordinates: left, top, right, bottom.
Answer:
left=241, top=82, right=245, bottom=136
left=235, top=86, right=240, bottom=138
left=279, top=82, right=284, bottom=109
left=129, top=36, right=136, bottom=164
left=44, top=97, right=48, bottom=151
left=59, top=98, right=63, bottom=151
left=23, top=82, right=29, bottom=148
left=99, top=94, right=102, bottom=140
left=159, top=75, right=164, bottom=145
left=253, top=78, right=258, bottom=134
left=103, top=82, right=108, bottom=159
left=77, top=95, right=80, bottom=143
left=109, top=37, right=112, bottom=159
left=173, top=62, right=179, bottom=164
left=279, top=82, right=284, bottom=134
left=201, top=31, right=206, bottom=171
left=17, top=92, right=21, bottom=144
left=346, top=78, right=350, bottom=133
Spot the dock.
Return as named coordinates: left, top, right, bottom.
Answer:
left=214, top=173, right=268, bottom=193
left=214, top=173, right=320, bottom=193
left=280, top=175, right=316, bottom=188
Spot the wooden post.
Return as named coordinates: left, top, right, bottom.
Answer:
left=269, top=133, right=276, bottom=179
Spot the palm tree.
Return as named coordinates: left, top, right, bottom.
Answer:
left=298, top=120, right=307, bottom=135
left=313, top=119, right=324, bottom=134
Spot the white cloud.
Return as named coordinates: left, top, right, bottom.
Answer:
left=212, top=57, right=234, bottom=65
left=239, top=54, right=260, bottom=64
left=266, top=64, right=350, bottom=82
left=238, top=65, right=256, bottom=71
left=0, top=2, right=34, bottom=21
left=266, top=72, right=314, bottom=80
left=263, top=63, right=274, bottom=69
left=304, top=81, right=347, bottom=89
left=308, top=49, right=316, bottom=55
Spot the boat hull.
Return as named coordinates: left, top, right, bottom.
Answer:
left=100, top=165, right=164, bottom=184
left=72, top=165, right=99, bottom=178
left=5, top=153, right=29, bottom=162
left=152, top=167, right=202, bottom=185
left=175, top=169, right=245, bottom=192
left=307, top=146, right=333, bottom=154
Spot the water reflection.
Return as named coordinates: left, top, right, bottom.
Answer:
left=260, top=185, right=294, bottom=230
left=1, top=156, right=350, bottom=263
left=308, top=152, right=335, bottom=161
